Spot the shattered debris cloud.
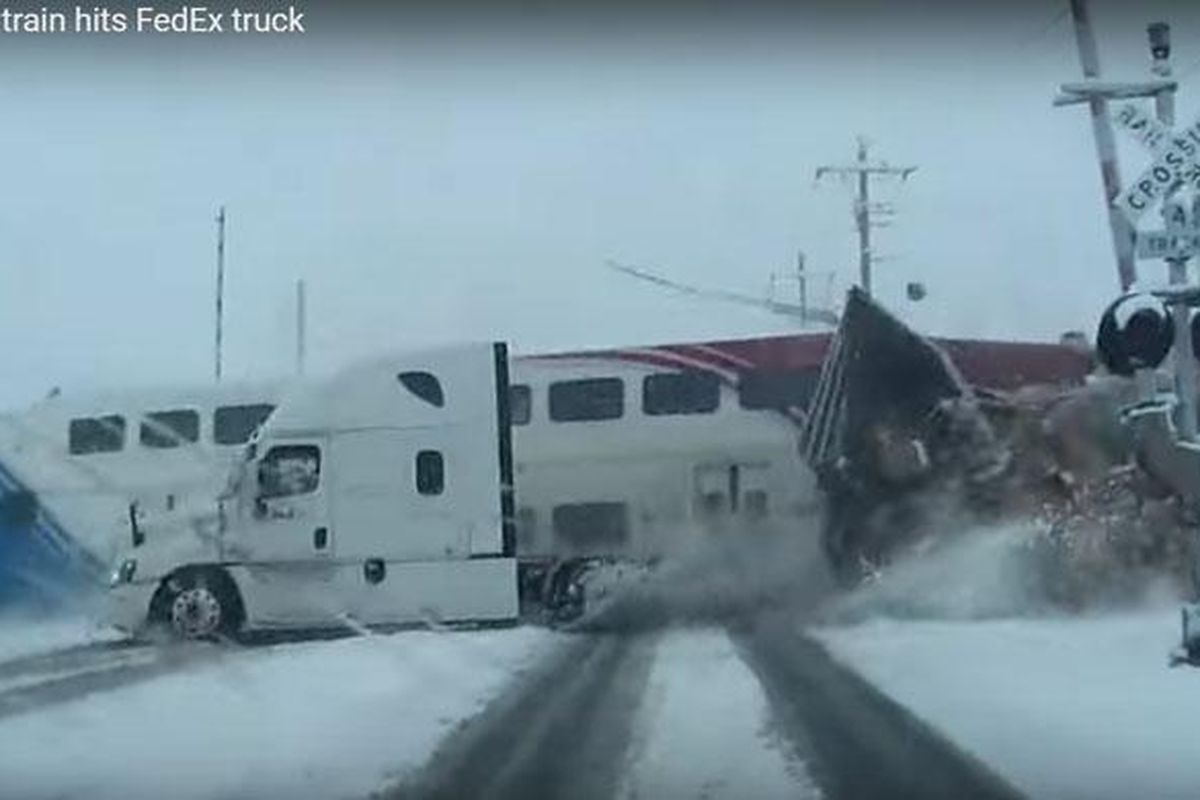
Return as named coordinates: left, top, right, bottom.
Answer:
left=570, top=517, right=838, bottom=631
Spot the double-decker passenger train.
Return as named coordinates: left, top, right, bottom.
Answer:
left=0, top=328, right=1090, bottom=614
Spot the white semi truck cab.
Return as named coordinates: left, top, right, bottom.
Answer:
left=107, top=342, right=518, bottom=639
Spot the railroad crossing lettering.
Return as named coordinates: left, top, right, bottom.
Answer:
left=1114, top=113, right=1200, bottom=223
left=1114, top=103, right=1171, bottom=153
left=1134, top=199, right=1200, bottom=260
left=1136, top=230, right=1200, bottom=260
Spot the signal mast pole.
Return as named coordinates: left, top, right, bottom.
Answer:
left=214, top=205, right=226, bottom=383
left=1054, top=0, right=1176, bottom=292
left=1146, top=22, right=1197, bottom=440
left=1067, top=0, right=1137, bottom=291
left=815, top=138, right=916, bottom=297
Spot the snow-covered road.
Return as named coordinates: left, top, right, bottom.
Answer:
left=3, top=609, right=1190, bottom=800
left=0, top=626, right=557, bottom=800
left=618, top=629, right=821, bottom=800
left=394, top=619, right=1011, bottom=800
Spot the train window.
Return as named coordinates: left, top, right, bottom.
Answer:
left=214, top=403, right=275, bottom=445
left=552, top=502, right=629, bottom=546
left=737, top=368, right=821, bottom=411
left=548, top=378, right=624, bottom=422
left=258, top=444, right=320, bottom=498
left=510, top=384, right=532, bottom=426
left=397, top=371, right=445, bottom=408
left=744, top=490, right=769, bottom=519
left=139, top=409, right=199, bottom=449
left=68, top=415, right=125, bottom=455
left=697, top=491, right=725, bottom=516
left=416, top=450, right=445, bottom=495
left=643, top=371, right=720, bottom=416
left=516, top=507, right=537, bottom=550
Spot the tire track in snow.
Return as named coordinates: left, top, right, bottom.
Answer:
left=733, top=614, right=1026, bottom=800
left=0, top=641, right=226, bottom=721
left=0, top=640, right=141, bottom=682
left=390, top=632, right=656, bottom=800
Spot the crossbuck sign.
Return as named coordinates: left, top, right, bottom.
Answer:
left=1114, top=103, right=1200, bottom=225
left=1113, top=103, right=1200, bottom=262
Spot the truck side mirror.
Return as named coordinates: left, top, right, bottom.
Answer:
left=364, top=559, right=386, bottom=584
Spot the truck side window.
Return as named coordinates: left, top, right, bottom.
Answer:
left=416, top=450, right=444, bottom=495
left=398, top=371, right=444, bottom=408
left=258, top=444, right=320, bottom=499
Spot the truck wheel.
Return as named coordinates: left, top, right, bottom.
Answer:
left=154, top=568, right=243, bottom=641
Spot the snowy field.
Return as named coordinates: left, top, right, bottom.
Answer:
left=0, top=625, right=557, bottom=800
left=817, top=609, right=1200, bottom=800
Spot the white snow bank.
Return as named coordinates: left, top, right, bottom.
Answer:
left=0, top=616, right=121, bottom=663
left=619, top=629, right=821, bottom=800
left=0, top=626, right=557, bottom=800
left=816, top=610, right=1200, bottom=800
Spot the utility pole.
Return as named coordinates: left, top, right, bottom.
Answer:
left=797, top=250, right=807, bottom=325
left=815, top=137, right=916, bottom=297
left=214, top=205, right=226, bottom=383
left=295, top=278, right=307, bottom=377
left=1068, top=0, right=1135, bottom=290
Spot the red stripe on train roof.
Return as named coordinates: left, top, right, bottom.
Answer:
left=528, top=348, right=741, bottom=385
left=523, top=332, right=1088, bottom=391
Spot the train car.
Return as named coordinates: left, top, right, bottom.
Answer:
left=0, top=325, right=1090, bottom=615
left=0, top=382, right=280, bottom=606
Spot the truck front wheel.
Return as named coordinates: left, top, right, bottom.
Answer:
left=151, top=568, right=244, bottom=641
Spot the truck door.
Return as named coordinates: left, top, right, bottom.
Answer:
left=245, top=441, right=332, bottom=562
left=231, top=439, right=341, bottom=625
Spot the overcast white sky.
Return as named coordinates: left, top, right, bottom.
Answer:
left=0, top=0, right=1197, bottom=406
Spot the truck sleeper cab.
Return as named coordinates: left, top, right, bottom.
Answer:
left=107, top=342, right=517, bottom=639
